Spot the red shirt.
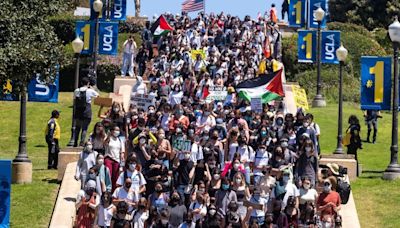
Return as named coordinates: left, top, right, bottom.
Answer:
left=317, top=191, right=341, bottom=216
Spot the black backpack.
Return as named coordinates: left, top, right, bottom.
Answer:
left=337, top=178, right=351, bottom=204
left=75, top=89, right=86, bottom=109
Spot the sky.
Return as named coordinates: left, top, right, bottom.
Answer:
left=126, top=0, right=284, bottom=20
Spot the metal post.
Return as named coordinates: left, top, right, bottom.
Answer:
left=334, top=61, right=344, bottom=154
left=67, top=54, right=80, bottom=147
left=13, top=83, right=31, bottom=163
left=383, top=42, right=400, bottom=180
left=93, top=13, right=100, bottom=86
left=312, top=21, right=326, bottom=107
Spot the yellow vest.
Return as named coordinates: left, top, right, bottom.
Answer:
left=45, top=118, right=60, bottom=140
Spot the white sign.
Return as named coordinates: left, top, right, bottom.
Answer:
left=251, top=98, right=263, bottom=113
left=206, top=86, right=228, bottom=102
left=130, top=94, right=155, bottom=110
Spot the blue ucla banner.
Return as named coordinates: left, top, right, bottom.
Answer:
left=98, top=21, right=119, bottom=56
left=90, top=0, right=127, bottom=21
left=0, top=160, right=11, bottom=227
left=75, top=21, right=94, bottom=55
left=321, top=31, right=340, bottom=64
left=298, top=30, right=316, bottom=63
left=28, top=66, right=60, bottom=103
left=289, top=0, right=305, bottom=28
left=361, top=56, right=392, bottom=110
left=308, top=0, right=328, bottom=29
left=0, top=80, right=19, bottom=101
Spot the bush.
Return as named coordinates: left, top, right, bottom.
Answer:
left=372, top=27, right=392, bottom=55
left=49, top=14, right=79, bottom=45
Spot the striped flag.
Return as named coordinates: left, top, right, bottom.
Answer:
left=182, top=0, right=204, bottom=12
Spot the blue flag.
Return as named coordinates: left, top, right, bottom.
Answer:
left=90, top=0, right=127, bottom=21
left=360, top=56, right=392, bottom=110
left=0, top=160, right=12, bottom=227
left=308, top=0, right=328, bottom=29
left=98, top=21, right=119, bottom=56
left=75, top=21, right=94, bottom=55
left=288, top=0, right=305, bottom=28
left=28, top=66, right=59, bottom=103
left=298, top=30, right=317, bottom=63
left=321, top=31, right=340, bottom=64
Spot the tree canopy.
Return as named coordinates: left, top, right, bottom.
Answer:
left=0, top=0, right=72, bottom=84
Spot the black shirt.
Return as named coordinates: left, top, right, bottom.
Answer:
left=177, top=159, right=194, bottom=186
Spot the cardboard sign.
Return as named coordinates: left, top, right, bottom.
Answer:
left=130, top=94, right=155, bottom=110
left=205, top=86, right=228, bottom=102
left=292, top=85, right=309, bottom=110
left=251, top=98, right=263, bottom=113
left=94, top=97, right=113, bottom=107
left=172, top=137, right=192, bottom=152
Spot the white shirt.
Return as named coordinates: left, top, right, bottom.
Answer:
left=189, top=202, right=207, bottom=222
left=97, top=204, right=114, bottom=226
left=76, top=190, right=100, bottom=209
left=253, top=150, right=271, bottom=175
left=74, top=86, right=99, bottom=103
left=229, top=145, right=254, bottom=164
left=160, top=113, right=171, bottom=131
left=123, top=40, right=137, bottom=54
left=169, top=91, right=184, bottom=106
left=116, top=170, right=147, bottom=193
left=250, top=196, right=268, bottom=217
left=196, top=115, right=216, bottom=132
left=299, top=188, right=318, bottom=205
left=131, top=210, right=149, bottom=228
left=106, top=137, right=124, bottom=163
left=112, top=187, right=137, bottom=211
left=190, top=143, right=203, bottom=163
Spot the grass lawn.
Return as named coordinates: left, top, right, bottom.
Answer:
left=1, top=94, right=400, bottom=227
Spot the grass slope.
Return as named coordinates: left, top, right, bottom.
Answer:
left=1, top=94, right=400, bottom=227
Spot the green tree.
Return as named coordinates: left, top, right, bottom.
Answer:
left=0, top=0, right=71, bottom=165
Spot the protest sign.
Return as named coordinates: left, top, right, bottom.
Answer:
left=292, top=85, right=309, bottom=110
left=172, top=137, right=192, bottom=152
left=205, top=86, right=228, bottom=102
left=130, top=94, right=155, bottom=110
left=251, top=98, right=263, bottom=113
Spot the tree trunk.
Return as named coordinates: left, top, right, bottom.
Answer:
left=135, top=0, right=140, bottom=17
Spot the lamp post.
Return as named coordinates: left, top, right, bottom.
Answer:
left=312, top=7, right=326, bottom=107
left=92, top=0, right=103, bottom=86
left=67, top=37, right=84, bottom=147
left=334, top=45, right=348, bottom=154
left=383, top=17, right=400, bottom=180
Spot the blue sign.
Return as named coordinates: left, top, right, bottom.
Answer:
left=28, top=66, right=59, bottom=103
left=361, top=56, right=392, bottom=110
left=308, top=0, right=328, bottom=29
left=98, top=21, right=119, bottom=56
left=90, top=0, right=127, bottom=21
left=75, top=21, right=94, bottom=55
left=289, top=0, right=305, bottom=28
left=0, top=80, right=19, bottom=101
left=298, top=30, right=316, bottom=63
left=0, top=160, right=11, bottom=227
left=321, top=31, right=340, bottom=64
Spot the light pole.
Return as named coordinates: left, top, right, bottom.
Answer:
left=334, top=45, right=348, bottom=154
left=312, top=7, right=326, bottom=107
left=383, top=17, right=400, bottom=180
left=92, top=0, right=103, bottom=86
left=67, top=37, right=84, bottom=147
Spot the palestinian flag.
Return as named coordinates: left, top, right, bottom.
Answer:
left=236, top=69, right=284, bottom=103
left=151, top=15, right=174, bottom=36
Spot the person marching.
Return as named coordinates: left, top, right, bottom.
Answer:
left=45, top=110, right=61, bottom=169
left=364, top=109, right=382, bottom=144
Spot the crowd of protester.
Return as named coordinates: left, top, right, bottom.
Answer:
left=73, top=11, right=347, bottom=228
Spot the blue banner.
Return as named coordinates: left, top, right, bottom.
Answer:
left=298, top=30, right=316, bottom=63
left=28, top=66, right=59, bottom=103
left=289, top=0, right=305, bottom=28
left=90, top=0, right=127, bottom=21
left=0, top=80, right=19, bottom=101
left=308, top=0, right=328, bottom=29
left=361, top=56, right=392, bottom=110
left=321, top=31, right=340, bottom=64
left=75, top=21, right=94, bottom=55
left=98, top=21, right=119, bottom=56
left=0, top=160, right=11, bottom=227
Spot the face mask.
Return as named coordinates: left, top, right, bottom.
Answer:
left=303, top=183, right=311, bottom=190
left=233, top=163, right=240, bottom=170
left=125, top=183, right=132, bottom=189
left=209, top=209, right=216, bottom=216
left=89, top=173, right=96, bottom=179
left=213, top=174, right=220, bottom=180
left=175, top=87, right=180, bottom=92
left=148, top=109, right=155, bottom=114
left=86, top=145, right=93, bottom=152
left=97, top=159, right=104, bottom=166
left=113, top=131, right=120, bottom=137
left=222, top=184, right=230, bottom=190
left=186, top=220, right=192, bottom=224
left=129, top=164, right=136, bottom=170
left=161, top=219, right=169, bottom=225
left=281, top=142, right=288, bottom=147
left=276, top=119, right=283, bottom=126
left=159, top=134, right=165, bottom=139
left=188, top=129, right=194, bottom=136
left=156, top=188, right=162, bottom=193
left=282, top=176, right=290, bottom=183
left=113, top=108, right=119, bottom=113
left=224, top=110, right=230, bottom=115
left=235, top=178, right=242, bottom=184
left=305, top=147, right=312, bottom=152
left=176, top=128, right=182, bottom=134
left=96, top=129, right=101, bottom=134
left=204, top=111, right=210, bottom=116
left=184, top=153, right=191, bottom=160
left=259, top=148, right=266, bottom=153
left=261, top=131, right=267, bottom=137
left=140, top=138, right=146, bottom=144
left=204, top=135, right=209, bottom=141
left=324, top=185, right=331, bottom=193
left=303, top=122, right=309, bottom=128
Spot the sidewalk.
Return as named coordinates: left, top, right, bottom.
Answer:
left=340, top=191, right=361, bottom=228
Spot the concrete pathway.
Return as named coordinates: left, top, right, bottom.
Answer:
left=49, top=162, right=80, bottom=228
left=340, top=191, right=361, bottom=228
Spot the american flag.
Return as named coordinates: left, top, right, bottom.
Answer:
left=182, top=0, right=204, bottom=12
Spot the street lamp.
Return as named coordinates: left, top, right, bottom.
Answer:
left=383, top=17, right=400, bottom=180
left=334, top=44, right=348, bottom=154
left=67, top=37, right=84, bottom=147
left=312, top=7, right=326, bottom=107
left=92, top=0, right=103, bottom=86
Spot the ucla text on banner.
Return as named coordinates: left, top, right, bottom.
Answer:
left=321, top=31, right=340, bottom=64
left=298, top=30, right=316, bottom=63
left=308, top=0, right=328, bottom=29
left=75, top=21, right=95, bottom=55
left=28, top=66, right=60, bottom=103
left=0, top=80, right=19, bottom=101
left=288, top=0, right=305, bottom=28
left=98, top=21, right=119, bottom=56
left=90, top=0, right=127, bottom=21
left=0, top=160, right=11, bottom=227
left=360, top=56, right=391, bottom=110
left=292, top=85, right=309, bottom=110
